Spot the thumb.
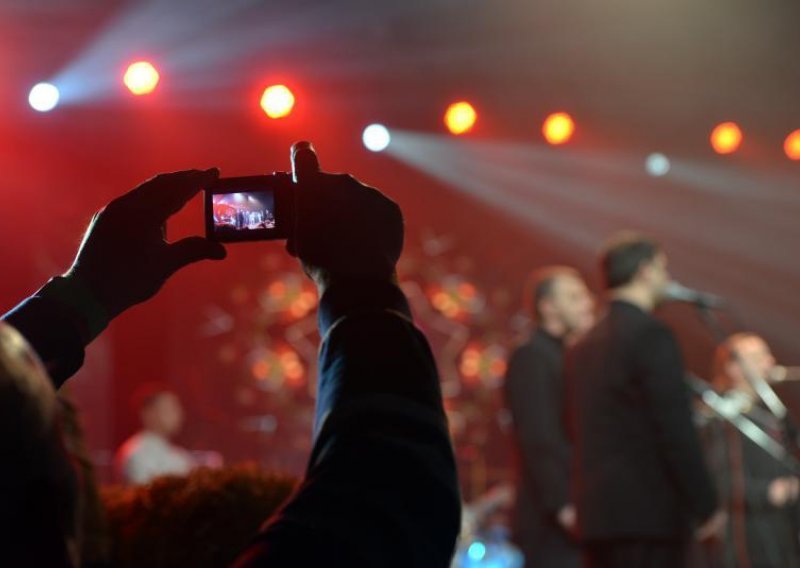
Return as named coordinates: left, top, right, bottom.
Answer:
left=167, top=237, right=227, bottom=274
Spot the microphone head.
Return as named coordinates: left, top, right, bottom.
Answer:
left=663, top=281, right=725, bottom=309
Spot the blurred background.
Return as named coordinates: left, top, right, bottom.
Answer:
left=1, top=0, right=799, bottom=498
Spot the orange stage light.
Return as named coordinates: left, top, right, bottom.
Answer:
left=444, top=101, right=477, bottom=135
left=542, top=112, right=575, bottom=145
left=123, top=61, right=160, bottom=95
left=784, top=129, right=800, bottom=160
left=710, top=122, right=743, bottom=154
left=260, top=84, right=295, bottom=118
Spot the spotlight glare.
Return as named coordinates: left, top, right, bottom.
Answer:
left=645, top=153, right=671, bottom=177
left=543, top=112, right=575, bottom=145
left=123, top=61, right=160, bottom=95
left=784, top=130, right=800, bottom=161
left=362, top=124, right=391, bottom=152
left=260, top=84, right=295, bottom=119
left=444, top=101, right=477, bottom=135
left=28, top=82, right=60, bottom=112
left=710, top=122, right=743, bottom=155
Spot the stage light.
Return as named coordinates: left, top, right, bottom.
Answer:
left=710, top=122, right=742, bottom=154
left=784, top=130, right=800, bottom=160
left=542, top=112, right=575, bottom=145
left=28, top=82, right=60, bottom=112
left=645, top=153, right=671, bottom=177
left=467, top=541, right=487, bottom=562
left=123, top=61, right=160, bottom=95
left=260, top=84, right=295, bottom=118
left=444, top=101, right=477, bottom=135
left=362, top=124, right=391, bottom=152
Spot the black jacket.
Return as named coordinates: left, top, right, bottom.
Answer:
left=565, top=300, right=717, bottom=540
left=4, top=279, right=461, bottom=567
left=505, top=328, right=578, bottom=566
left=506, top=329, right=570, bottom=519
left=701, top=406, right=800, bottom=567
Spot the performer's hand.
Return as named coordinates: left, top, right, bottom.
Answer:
left=694, top=509, right=726, bottom=542
left=557, top=504, right=577, bottom=534
left=768, top=476, right=800, bottom=506
left=67, top=169, right=227, bottom=320
left=286, top=141, right=403, bottom=295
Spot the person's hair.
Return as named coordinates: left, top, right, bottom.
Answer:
left=600, top=232, right=661, bottom=290
left=524, top=266, right=581, bottom=321
left=130, top=382, right=174, bottom=416
left=101, top=465, right=296, bottom=567
left=712, top=332, right=762, bottom=391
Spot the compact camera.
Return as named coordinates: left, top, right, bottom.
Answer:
left=205, top=174, right=294, bottom=242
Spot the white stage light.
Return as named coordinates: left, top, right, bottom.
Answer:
left=646, top=153, right=670, bottom=177
left=29, top=82, right=60, bottom=112
left=362, top=124, right=391, bottom=152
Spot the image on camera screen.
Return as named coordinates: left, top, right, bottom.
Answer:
left=211, top=190, right=275, bottom=235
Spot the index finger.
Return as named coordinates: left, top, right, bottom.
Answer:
left=126, top=168, right=219, bottom=221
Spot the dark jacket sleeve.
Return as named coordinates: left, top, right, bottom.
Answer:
left=636, top=324, right=718, bottom=523
left=505, top=345, right=570, bottom=514
left=234, top=280, right=462, bottom=567
left=3, top=288, right=87, bottom=388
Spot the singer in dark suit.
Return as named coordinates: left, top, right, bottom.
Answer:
left=505, top=266, right=595, bottom=568
left=701, top=333, right=800, bottom=568
left=565, top=233, right=723, bottom=568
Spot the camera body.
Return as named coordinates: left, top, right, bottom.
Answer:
left=205, top=174, right=294, bottom=242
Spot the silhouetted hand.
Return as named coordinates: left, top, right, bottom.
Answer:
left=67, top=169, right=227, bottom=320
left=286, top=141, right=403, bottom=293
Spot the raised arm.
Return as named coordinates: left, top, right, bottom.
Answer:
left=234, top=143, right=461, bottom=566
left=2, top=169, right=226, bottom=386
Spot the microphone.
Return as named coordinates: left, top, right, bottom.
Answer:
left=769, top=366, right=800, bottom=383
left=663, top=281, right=726, bottom=309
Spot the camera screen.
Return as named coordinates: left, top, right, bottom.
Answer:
left=211, top=190, right=276, bottom=236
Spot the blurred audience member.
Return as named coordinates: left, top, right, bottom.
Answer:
left=114, top=384, right=194, bottom=485
left=0, top=322, right=80, bottom=566
left=101, top=465, right=295, bottom=567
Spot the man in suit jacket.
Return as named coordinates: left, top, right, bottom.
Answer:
left=564, top=233, right=725, bottom=568
left=2, top=142, right=461, bottom=566
left=505, top=266, right=595, bottom=567
left=702, top=333, right=800, bottom=568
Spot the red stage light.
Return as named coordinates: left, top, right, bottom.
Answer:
left=123, top=61, right=160, bottom=95
left=784, top=130, right=800, bottom=160
left=710, top=122, right=743, bottom=154
left=542, top=112, right=575, bottom=145
left=260, top=84, right=295, bottom=118
left=444, top=101, right=477, bottom=135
